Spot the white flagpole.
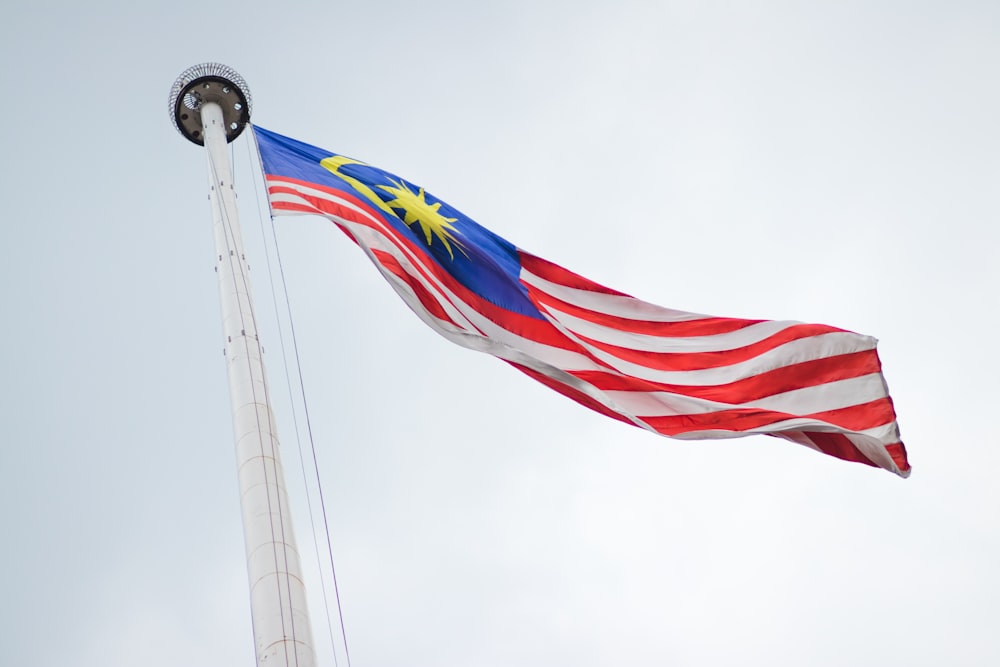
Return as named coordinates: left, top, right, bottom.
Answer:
left=169, top=63, right=316, bottom=667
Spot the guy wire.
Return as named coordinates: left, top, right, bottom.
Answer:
left=244, top=127, right=353, bottom=667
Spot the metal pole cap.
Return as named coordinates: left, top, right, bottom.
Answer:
left=169, top=63, right=252, bottom=145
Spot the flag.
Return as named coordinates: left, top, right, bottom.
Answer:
left=252, top=125, right=910, bottom=477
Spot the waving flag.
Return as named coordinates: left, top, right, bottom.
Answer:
left=253, top=125, right=909, bottom=477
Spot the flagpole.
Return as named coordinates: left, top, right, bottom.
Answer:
left=169, top=63, right=316, bottom=667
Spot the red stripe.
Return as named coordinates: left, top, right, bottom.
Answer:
left=525, top=282, right=765, bottom=337
left=505, top=361, right=635, bottom=427
left=335, top=224, right=362, bottom=247
left=885, top=442, right=911, bottom=472
left=806, top=397, right=897, bottom=432
left=270, top=183, right=378, bottom=229
left=519, top=251, right=629, bottom=296
left=642, top=397, right=896, bottom=435
left=370, top=249, right=461, bottom=328
left=570, top=350, right=884, bottom=404
left=271, top=201, right=321, bottom=214
left=797, top=432, right=877, bottom=468
left=572, top=322, right=847, bottom=372
left=644, top=408, right=785, bottom=435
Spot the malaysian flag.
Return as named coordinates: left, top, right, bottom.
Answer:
left=253, top=126, right=909, bottom=477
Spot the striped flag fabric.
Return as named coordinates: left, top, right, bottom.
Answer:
left=253, top=125, right=909, bottom=477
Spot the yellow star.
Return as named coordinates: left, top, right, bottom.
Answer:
left=378, top=179, right=465, bottom=259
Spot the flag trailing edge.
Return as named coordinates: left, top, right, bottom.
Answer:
left=251, top=125, right=910, bottom=478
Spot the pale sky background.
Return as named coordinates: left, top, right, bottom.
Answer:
left=1, top=1, right=998, bottom=666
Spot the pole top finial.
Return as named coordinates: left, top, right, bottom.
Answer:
left=169, top=63, right=252, bottom=145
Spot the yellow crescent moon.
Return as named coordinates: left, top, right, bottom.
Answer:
left=319, top=155, right=398, bottom=219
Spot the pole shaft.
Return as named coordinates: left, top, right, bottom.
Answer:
left=202, top=102, right=316, bottom=667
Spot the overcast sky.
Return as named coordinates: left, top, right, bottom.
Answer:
left=2, top=1, right=998, bottom=666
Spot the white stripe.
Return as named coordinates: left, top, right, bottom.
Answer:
left=269, top=186, right=374, bottom=221
left=520, top=266, right=709, bottom=322
left=269, top=190, right=313, bottom=208
left=553, top=326, right=875, bottom=385
left=540, top=305, right=821, bottom=352
left=269, top=179, right=361, bottom=207
left=751, top=371, right=887, bottom=412
left=842, top=431, right=899, bottom=473
left=602, top=373, right=888, bottom=417
left=670, top=418, right=899, bottom=445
